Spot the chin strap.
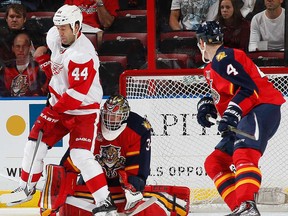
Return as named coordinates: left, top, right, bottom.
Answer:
left=197, top=42, right=210, bottom=64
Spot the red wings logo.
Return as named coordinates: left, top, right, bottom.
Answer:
left=51, top=62, right=63, bottom=75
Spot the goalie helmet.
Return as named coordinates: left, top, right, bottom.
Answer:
left=101, top=95, right=130, bottom=140
left=53, top=5, right=83, bottom=33
left=196, top=21, right=223, bottom=44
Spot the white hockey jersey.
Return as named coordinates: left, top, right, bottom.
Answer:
left=46, top=26, right=103, bottom=115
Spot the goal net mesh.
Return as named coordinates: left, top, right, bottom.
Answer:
left=120, top=70, right=288, bottom=212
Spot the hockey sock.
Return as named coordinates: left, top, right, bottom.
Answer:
left=204, top=149, right=237, bottom=210
left=233, top=148, right=262, bottom=206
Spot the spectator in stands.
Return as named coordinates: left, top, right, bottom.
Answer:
left=217, top=0, right=250, bottom=52
left=169, top=0, right=219, bottom=31
left=241, top=0, right=265, bottom=21
left=0, top=32, right=47, bottom=97
left=249, top=0, right=284, bottom=51
left=65, top=0, right=119, bottom=30
left=0, top=3, right=46, bottom=63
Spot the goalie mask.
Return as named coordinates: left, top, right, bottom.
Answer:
left=101, top=95, right=130, bottom=140
left=53, top=5, right=83, bottom=34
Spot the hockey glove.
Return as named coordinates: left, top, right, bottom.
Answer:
left=30, top=107, right=60, bottom=138
left=35, top=54, right=52, bottom=80
left=118, top=170, right=144, bottom=213
left=218, top=104, right=242, bottom=133
left=197, top=97, right=217, bottom=128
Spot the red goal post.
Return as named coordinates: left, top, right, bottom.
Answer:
left=119, top=68, right=288, bottom=212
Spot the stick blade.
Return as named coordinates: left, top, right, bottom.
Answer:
left=0, top=190, right=27, bottom=204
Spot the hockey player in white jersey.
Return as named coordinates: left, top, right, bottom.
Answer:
left=7, top=4, right=118, bottom=216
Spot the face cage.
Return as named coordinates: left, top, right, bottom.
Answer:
left=101, top=109, right=129, bottom=131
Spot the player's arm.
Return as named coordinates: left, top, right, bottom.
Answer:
left=125, top=117, right=152, bottom=181
left=52, top=57, right=97, bottom=113
left=214, top=51, right=260, bottom=133
left=120, top=115, right=152, bottom=212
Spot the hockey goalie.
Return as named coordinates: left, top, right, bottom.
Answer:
left=39, top=95, right=190, bottom=216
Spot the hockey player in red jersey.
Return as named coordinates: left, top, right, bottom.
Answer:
left=59, top=94, right=152, bottom=215
left=9, top=5, right=118, bottom=216
left=195, top=21, right=285, bottom=216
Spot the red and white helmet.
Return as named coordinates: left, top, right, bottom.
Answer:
left=53, top=4, right=83, bottom=33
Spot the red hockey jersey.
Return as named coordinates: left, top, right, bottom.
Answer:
left=2, top=61, right=47, bottom=96
left=203, top=46, right=285, bottom=116
left=94, top=112, right=152, bottom=188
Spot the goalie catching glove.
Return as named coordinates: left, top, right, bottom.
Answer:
left=218, top=103, right=242, bottom=133
left=118, top=170, right=145, bottom=213
left=197, top=97, right=217, bottom=128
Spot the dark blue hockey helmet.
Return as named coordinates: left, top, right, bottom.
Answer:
left=196, top=21, right=223, bottom=44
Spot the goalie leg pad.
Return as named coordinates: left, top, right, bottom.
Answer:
left=141, top=185, right=190, bottom=216
left=40, top=164, right=77, bottom=215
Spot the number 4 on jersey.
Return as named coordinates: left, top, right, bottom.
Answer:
left=226, top=64, right=238, bottom=76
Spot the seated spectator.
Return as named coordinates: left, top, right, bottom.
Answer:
left=0, top=0, right=40, bottom=12
left=217, top=0, right=250, bottom=52
left=241, top=0, right=265, bottom=21
left=0, top=3, right=46, bottom=63
left=65, top=0, right=119, bottom=30
left=249, top=0, right=284, bottom=51
left=169, top=0, right=218, bottom=31
left=0, top=32, right=48, bottom=97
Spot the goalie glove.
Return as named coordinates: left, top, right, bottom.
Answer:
left=118, top=170, right=144, bottom=213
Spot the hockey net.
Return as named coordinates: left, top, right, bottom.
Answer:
left=119, top=68, right=288, bottom=213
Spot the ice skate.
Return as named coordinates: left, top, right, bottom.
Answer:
left=92, top=195, right=118, bottom=216
left=6, top=186, right=36, bottom=206
left=226, top=200, right=260, bottom=216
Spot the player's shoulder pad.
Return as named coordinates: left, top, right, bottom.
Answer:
left=127, top=112, right=152, bottom=135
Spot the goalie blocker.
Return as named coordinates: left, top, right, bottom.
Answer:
left=39, top=164, right=190, bottom=215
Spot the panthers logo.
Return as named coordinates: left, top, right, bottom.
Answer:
left=95, top=145, right=125, bottom=178
left=216, top=51, right=227, bottom=62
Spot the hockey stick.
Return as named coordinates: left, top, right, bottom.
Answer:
left=65, top=196, right=157, bottom=216
left=207, top=116, right=256, bottom=140
left=0, top=130, right=43, bottom=204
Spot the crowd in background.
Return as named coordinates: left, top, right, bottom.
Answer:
left=0, top=0, right=286, bottom=97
